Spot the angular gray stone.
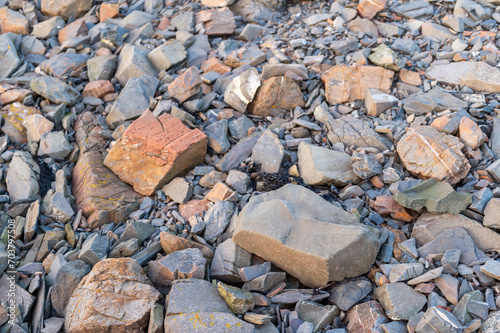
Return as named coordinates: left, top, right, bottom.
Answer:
left=388, top=263, right=424, bottom=283
left=7, top=151, right=40, bottom=203
left=30, top=77, right=81, bottom=106
left=87, top=55, right=117, bottom=82
left=79, top=235, right=109, bottom=266
left=435, top=274, right=460, bottom=305
left=226, top=170, right=252, bottom=194
left=484, top=198, right=500, bottom=230
left=211, top=238, right=252, bottom=283
left=238, top=262, right=271, bottom=282
left=374, top=282, right=427, bottom=320
left=44, top=192, right=74, bottom=223
left=243, top=272, right=286, bottom=292
left=120, top=221, right=156, bottom=245
left=39, top=53, right=89, bottom=78
left=115, top=44, right=158, bottom=86
left=0, top=274, right=36, bottom=322
left=251, top=131, right=284, bottom=174
left=298, top=142, right=360, bottom=186
left=453, top=290, right=483, bottom=325
left=205, top=119, right=230, bottom=154
left=204, top=201, right=235, bottom=243
left=480, top=260, right=500, bottom=281
left=404, top=89, right=468, bottom=115
left=224, top=68, right=261, bottom=113
left=148, top=248, right=206, bottom=286
left=416, top=307, right=463, bottom=333
left=166, top=279, right=231, bottom=314
left=234, top=184, right=379, bottom=287
left=38, top=131, right=73, bottom=159
left=32, top=16, right=65, bottom=39
left=296, top=300, right=340, bottom=332
left=350, top=153, right=383, bottom=179
left=162, top=178, right=193, bottom=204
left=51, top=260, right=91, bottom=317
left=0, top=35, right=21, bottom=80
left=147, top=40, right=186, bottom=71
left=228, top=116, right=254, bottom=139
left=329, top=278, right=373, bottom=311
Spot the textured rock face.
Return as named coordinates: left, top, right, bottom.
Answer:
left=41, top=0, right=93, bottom=20
left=248, top=76, right=305, bottom=116
left=104, top=110, right=207, bottom=196
left=374, top=282, right=427, bottom=320
left=233, top=184, right=379, bottom=287
left=397, top=126, right=470, bottom=185
left=321, top=64, right=394, bottom=104
left=30, top=76, right=81, bottom=106
left=64, top=258, right=161, bottom=333
left=6, top=151, right=40, bottom=203
left=346, top=301, right=389, bottom=333
left=72, top=112, right=142, bottom=229
left=167, top=66, right=202, bottom=104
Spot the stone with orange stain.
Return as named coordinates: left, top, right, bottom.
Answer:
left=22, top=114, right=54, bottom=142
left=100, top=3, right=120, bottom=22
left=322, top=64, right=394, bottom=104
left=372, top=196, right=417, bottom=223
left=64, top=258, right=161, bottom=333
left=82, top=80, right=114, bottom=98
left=104, top=110, right=207, bottom=196
left=346, top=301, right=389, bottom=333
left=179, top=199, right=211, bottom=220
left=206, top=182, right=236, bottom=203
left=430, top=115, right=450, bottom=131
left=0, top=89, right=33, bottom=106
left=0, top=103, right=42, bottom=143
left=72, top=112, right=141, bottom=229
left=195, top=7, right=236, bottom=36
left=248, top=76, right=304, bottom=117
left=357, top=0, right=386, bottom=19
left=160, top=231, right=215, bottom=261
left=201, top=57, right=232, bottom=75
left=168, top=66, right=202, bottom=104
left=157, top=16, right=170, bottom=30
left=459, top=117, right=486, bottom=149
left=399, top=69, right=422, bottom=86
left=0, top=7, right=29, bottom=34
left=58, top=19, right=88, bottom=45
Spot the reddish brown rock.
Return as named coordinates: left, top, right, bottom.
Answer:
left=100, top=3, right=120, bottom=22
left=201, top=57, right=232, bottom=75
left=196, top=8, right=236, bottom=36
left=248, top=76, right=305, bottom=116
left=0, top=103, right=41, bottom=143
left=168, top=67, right=202, bottom=104
left=322, top=64, right=394, bottom=104
left=0, top=7, right=29, bottom=34
left=160, top=231, right=215, bottom=261
left=179, top=199, right=211, bottom=220
left=206, top=182, right=235, bottom=202
left=399, top=69, right=422, bottom=86
left=83, top=80, right=114, bottom=98
left=357, top=0, right=387, bottom=19
left=459, top=117, right=486, bottom=149
left=58, top=19, right=88, bottom=45
left=0, top=89, right=33, bottom=106
left=72, top=112, right=142, bottom=229
left=372, top=196, right=417, bottom=223
left=346, top=301, right=389, bottom=332
left=397, top=126, right=470, bottom=185
left=64, top=258, right=161, bottom=333
left=103, top=110, right=207, bottom=196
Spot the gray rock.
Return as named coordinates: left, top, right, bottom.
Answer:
left=166, top=279, right=231, bottom=314
left=7, top=151, right=40, bottom=203
left=226, top=170, right=252, bottom=194
left=106, top=75, right=159, bottom=128
left=0, top=35, right=21, bottom=80
left=374, top=283, right=427, bottom=320
left=331, top=39, right=358, bottom=55
left=51, top=260, right=91, bottom=317
left=206, top=119, right=231, bottom=154
left=204, top=201, right=235, bottom=243
left=217, top=128, right=262, bottom=172
left=470, top=188, right=493, bottom=214
left=453, top=290, right=483, bottom=325
left=480, top=311, right=500, bottom=333
left=224, top=68, right=261, bottom=113
left=170, top=11, right=195, bottom=33
left=487, top=159, right=500, bottom=183
left=395, top=179, right=471, bottom=214
left=148, top=303, right=164, bottom=333
left=147, top=40, right=186, bottom=71
left=491, top=118, right=500, bottom=158
left=234, top=184, right=379, bottom=287
left=251, top=131, right=284, bottom=173
left=32, top=16, right=65, bottom=39
left=243, top=272, right=286, bottom=292
left=148, top=248, right=206, bottom=286
left=39, top=53, right=89, bottom=78
left=87, top=55, right=117, bottom=81
left=238, top=262, right=271, bottom=282
left=229, top=116, right=255, bottom=139
left=239, top=24, right=265, bottom=42
left=296, top=300, right=339, bottom=332
left=162, top=178, right=193, bottom=204
left=186, top=34, right=210, bottom=68
left=484, top=198, right=500, bottom=230
left=38, top=131, right=72, bottom=159
left=442, top=249, right=461, bottom=275
left=44, top=192, right=74, bottom=223
left=109, top=238, right=139, bottom=258
left=416, top=307, right=463, bottom=333
left=388, top=263, right=424, bottom=283
left=298, top=142, right=360, bottom=186
left=421, top=22, right=458, bottom=41
left=329, top=278, right=373, bottom=311
left=404, top=89, right=468, bottom=115
left=30, top=76, right=81, bottom=106
left=480, top=260, right=500, bottom=281
left=230, top=0, right=284, bottom=24
left=79, top=235, right=109, bottom=266
left=211, top=238, right=252, bottom=283
left=350, top=153, right=383, bottom=179
left=115, top=44, right=158, bottom=86
left=164, top=311, right=254, bottom=332
left=407, top=267, right=443, bottom=285
left=468, top=300, right=490, bottom=321
left=0, top=274, right=36, bottom=322
left=391, top=0, right=434, bottom=18
left=120, top=221, right=156, bottom=244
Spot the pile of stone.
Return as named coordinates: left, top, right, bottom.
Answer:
left=2, top=0, right=500, bottom=332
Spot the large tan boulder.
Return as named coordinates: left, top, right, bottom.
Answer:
left=397, top=126, right=470, bottom=185
left=104, top=110, right=207, bottom=196
left=233, top=184, right=379, bottom=287
left=64, top=258, right=161, bottom=333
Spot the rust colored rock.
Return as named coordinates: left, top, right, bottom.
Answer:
left=248, top=76, right=305, bottom=116
left=100, top=3, right=120, bottom=22
left=372, top=196, right=417, bottom=223
left=459, top=117, right=486, bottom=149
left=206, top=182, right=235, bottom=202
left=201, top=57, right=232, bottom=74
left=0, top=7, right=29, bottom=34
left=0, top=103, right=41, bottom=143
left=168, top=67, right=202, bottom=104
left=58, top=19, right=88, bottom=45
left=357, top=0, right=387, bottom=19
left=72, top=112, right=141, bottom=229
left=196, top=7, right=236, bottom=36
left=64, top=258, right=161, bottom=333
left=179, top=199, right=211, bottom=220
left=160, top=231, right=215, bottom=261
left=346, top=301, right=389, bottom=332
left=397, top=126, right=470, bottom=185
left=83, top=80, right=114, bottom=98
left=399, top=69, right=422, bottom=86
left=103, top=110, right=207, bottom=196
left=322, top=64, right=394, bottom=104
left=0, top=89, right=33, bottom=106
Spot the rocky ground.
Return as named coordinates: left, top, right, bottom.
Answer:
left=2, top=0, right=500, bottom=332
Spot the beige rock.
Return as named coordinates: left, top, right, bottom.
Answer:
left=459, top=117, right=486, bottom=149
left=104, top=110, right=207, bottom=196
left=22, top=114, right=54, bottom=142
left=399, top=69, right=422, bottom=86
left=0, top=7, right=29, bottom=34
left=1, top=103, right=42, bottom=143
left=196, top=8, right=236, bottom=36
left=397, top=126, right=470, bottom=185
left=364, top=89, right=398, bottom=117
left=357, top=0, right=386, bottom=19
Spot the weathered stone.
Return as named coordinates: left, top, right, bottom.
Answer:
left=168, top=66, right=202, bottom=104
left=120, top=221, right=156, bottom=244
left=83, top=80, right=114, bottom=98
left=226, top=170, right=252, bottom=194
left=421, top=22, right=458, bottom=41
left=347, top=17, right=378, bottom=35
left=0, top=274, right=36, bottom=322
left=248, top=76, right=304, bottom=116
left=205, top=119, right=231, bottom=154
left=202, top=0, right=236, bottom=7
left=1, top=103, right=42, bottom=143
left=211, top=238, right=252, bottom=283
left=480, top=311, right=500, bottom=332
left=7, top=151, right=40, bottom=203
left=87, top=55, right=117, bottom=81
left=72, top=112, right=141, bottom=229
left=459, top=117, right=487, bottom=149
left=397, top=126, right=470, bottom=185
left=224, top=67, right=261, bottom=113
left=329, top=278, right=373, bottom=311
left=298, top=142, right=360, bottom=186
left=148, top=248, right=206, bottom=286
left=0, top=35, right=21, bottom=80
left=160, top=232, right=215, bottom=261
left=38, top=131, right=73, bottom=159
left=234, top=184, right=379, bottom=287
left=164, top=312, right=254, bottom=332
left=358, top=0, right=386, bottom=19
left=44, top=192, right=75, bottom=223
left=453, top=290, right=484, bottom=325
left=296, top=300, right=340, bottom=332
left=166, top=279, right=231, bottom=314
left=51, top=260, right=91, bottom=317
left=404, top=89, right=468, bottom=115
left=321, top=65, right=394, bottom=104
left=65, top=258, right=161, bottom=333
left=416, top=307, right=463, bottom=333
left=412, top=212, right=500, bottom=253
left=365, top=89, right=398, bottom=117
left=40, top=53, right=89, bottom=78
left=41, top=0, right=93, bottom=20
left=388, top=263, right=424, bottom=283
left=115, top=44, right=158, bottom=87
left=243, top=272, right=286, bottom=292
left=251, top=131, right=284, bottom=174
left=103, top=110, right=207, bottom=196
left=346, top=301, right=389, bottom=333
left=435, top=274, right=460, bottom=305
left=79, top=235, right=109, bottom=266
left=196, top=8, right=236, bottom=36
left=395, top=179, right=471, bottom=214
left=204, top=201, right=234, bottom=243
left=480, top=260, right=500, bottom=281
left=162, top=178, right=193, bottom=204
left=230, top=0, right=284, bottom=25
left=369, top=44, right=404, bottom=71
left=374, top=283, right=427, bottom=320
left=484, top=198, right=500, bottom=230
left=23, top=114, right=54, bottom=142
left=147, top=40, right=186, bottom=72
left=351, top=153, right=383, bottom=179
left=0, top=7, right=29, bottom=34
left=30, top=76, right=81, bottom=106
left=217, top=281, right=255, bottom=315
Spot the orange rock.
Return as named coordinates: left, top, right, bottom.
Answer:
left=100, top=3, right=120, bottom=22
left=217, top=109, right=234, bottom=120
left=179, top=199, right=211, bottom=220
left=160, top=231, right=214, bottom=261
left=414, top=282, right=436, bottom=294
left=370, top=175, right=384, bottom=188
left=357, top=0, right=386, bottom=19
left=321, top=64, right=394, bottom=104
left=195, top=7, right=236, bottom=36
left=168, top=66, right=202, bottom=104
left=248, top=76, right=305, bottom=116
left=95, top=47, right=112, bottom=56
left=430, top=115, right=450, bottom=131
left=459, top=117, right=486, bottom=149
left=0, top=103, right=41, bottom=143
left=58, top=19, right=88, bottom=45
left=0, top=89, right=32, bottom=106
left=399, top=69, right=422, bottom=86
left=158, top=17, right=170, bottom=31
left=82, top=80, right=114, bottom=98
left=201, top=57, right=232, bottom=75
left=206, top=182, right=235, bottom=203
left=103, top=110, right=207, bottom=196
left=0, top=7, right=29, bottom=34
left=372, top=196, right=416, bottom=223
